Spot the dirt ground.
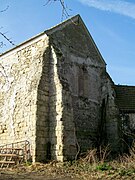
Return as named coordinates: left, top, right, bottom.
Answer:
left=0, top=171, right=78, bottom=180
left=0, top=163, right=80, bottom=180
left=0, top=172, right=76, bottom=180
left=1, top=161, right=135, bottom=180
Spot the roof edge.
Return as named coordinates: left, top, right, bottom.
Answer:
left=45, top=14, right=80, bottom=34
left=0, top=14, right=107, bottom=66
left=0, top=15, right=80, bottom=57
left=115, top=85, right=135, bottom=88
left=0, top=32, right=47, bottom=58
left=46, top=14, right=106, bottom=66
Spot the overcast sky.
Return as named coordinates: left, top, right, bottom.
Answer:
left=1, top=0, right=135, bottom=85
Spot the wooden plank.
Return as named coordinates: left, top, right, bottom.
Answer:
left=0, top=161, right=15, bottom=164
left=0, top=148, right=23, bottom=150
left=0, top=154, right=18, bottom=157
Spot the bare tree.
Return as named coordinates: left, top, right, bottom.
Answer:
left=0, top=1, right=70, bottom=50
left=45, top=0, right=71, bottom=21
left=0, top=5, right=15, bottom=50
left=0, top=5, right=9, bottom=13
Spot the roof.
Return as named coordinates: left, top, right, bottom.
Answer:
left=115, top=85, right=135, bottom=112
left=0, top=14, right=106, bottom=66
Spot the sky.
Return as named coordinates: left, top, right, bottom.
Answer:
left=0, top=0, right=135, bottom=85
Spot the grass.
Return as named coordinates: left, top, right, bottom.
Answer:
left=5, top=144, right=135, bottom=179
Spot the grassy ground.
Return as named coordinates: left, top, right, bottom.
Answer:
left=1, top=146, right=135, bottom=179
left=0, top=159, right=135, bottom=180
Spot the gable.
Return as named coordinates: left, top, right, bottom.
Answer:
left=46, top=15, right=106, bottom=67
left=0, top=15, right=106, bottom=68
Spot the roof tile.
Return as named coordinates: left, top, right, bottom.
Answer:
left=114, top=85, right=135, bottom=112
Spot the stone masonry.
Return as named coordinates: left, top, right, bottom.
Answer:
left=0, top=15, right=133, bottom=162
left=0, top=34, right=50, bottom=162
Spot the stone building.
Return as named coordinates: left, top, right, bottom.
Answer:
left=0, top=15, right=134, bottom=162
left=115, top=85, right=135, bottom=152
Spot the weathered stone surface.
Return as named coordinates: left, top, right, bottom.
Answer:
left=0, top=15, right=129, bottom=162
left=0, top=34, right=49, bottom=162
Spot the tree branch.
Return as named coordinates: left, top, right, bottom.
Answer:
left=0, top=5, right=15, bottom=49
left=0, top=5, right=9, bottom=13
left=0, top=31, right=15, bottom=46
left=44, top=0, right=71, bottom=21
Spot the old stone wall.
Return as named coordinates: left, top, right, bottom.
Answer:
left=66, top=53, right=105, bottom=152
left=119, top=113, right=135, bottom=152
left=0, top=15, right=123, bottom=162
left=101, top=73, right=120, bottom=153
left=48, top=45, right=77, bottom=161
left=47, top=19, right=107, bottom=155
left=0, top=34, right=49, bottom=162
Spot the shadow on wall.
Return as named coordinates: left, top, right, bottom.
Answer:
left=36, top=43, right=77, bottom=162
left=35, top=45, right=51, bottom=162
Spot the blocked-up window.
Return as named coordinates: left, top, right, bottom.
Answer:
left=78, top=65, right=89, bottom=97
